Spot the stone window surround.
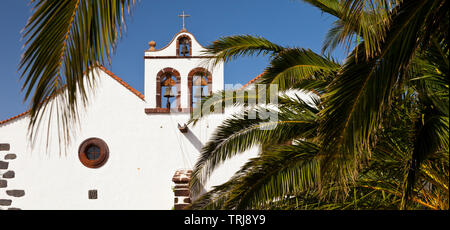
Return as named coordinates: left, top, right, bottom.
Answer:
left=148, top=67, right=213, bottom=114
left=156, top=67, right=181, bottom=111
left=176, top=35, right=192, bottom=57
left=78, top=138, right=109, bottom=169
left=188, top=67, right=212, bottom=109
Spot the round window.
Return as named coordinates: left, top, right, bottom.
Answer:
left=78, top=138, right=109, bottom=168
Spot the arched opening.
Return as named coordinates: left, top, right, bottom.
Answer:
left=177, top=35, right=192, bottom=57
left=156, top=68, right=181, bottom=110
left=188, top=68, right=212, bottom=109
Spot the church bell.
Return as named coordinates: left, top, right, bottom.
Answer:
left=181, top=43, right=189, bottom=56
left=164, top=86, right=175, bottom=98
left=164, top=86, right=175, bottom=108
left=194, top=87, right=204, bottom=99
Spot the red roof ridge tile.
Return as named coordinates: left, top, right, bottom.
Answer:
left=0, top=110, right=31, bottom=125
left=240, top=72, right=265, bottom=90
left=97, top=66, right=145, bottom=101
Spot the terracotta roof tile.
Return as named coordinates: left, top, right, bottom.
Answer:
left=0, top=67, right=145, bottom=125
left=98, top=66, right=145, bottom=101
left=0, top=110, right=31, bottom=125
left=240, top=72, right=265, bottom=90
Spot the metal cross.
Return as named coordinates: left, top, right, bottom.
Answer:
left=178, top=11, right=190, bottom=30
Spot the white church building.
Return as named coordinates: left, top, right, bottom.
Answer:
left=0, top=28, right=260, bottom=210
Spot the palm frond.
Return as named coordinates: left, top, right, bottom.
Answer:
left=322, top=19, right=346, bottom=55
left=259, top=48, right=340, bottom=90
left=223, top=143, right=320, bottom=209
left=188, top=88, right=265, bottom=126
left=341, top=0, right=393, bottom=58
left=190, top=142, right=320, bottom=210
left=189, top=48, right=337, bottom=125
left=304, top=0, right=392, bottom=57
left=401, top=91, right=449, bottom=208
left=20, top=0, right=135, bottom=151
left=190, top=103, right=319, bottom=196
left=203, top=35, right=285, bottom=67
left=317, top=0, right=444, bottom=192
left=302, top=0, right=341, bottom=18
left=398, top=38, right=449, bottom=208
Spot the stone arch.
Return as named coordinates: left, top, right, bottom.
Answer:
left=188, top=67, right=212, bottom=109
left=176, top=35, right=192, bottom=56
left=156, top=68, right=181, bottom=109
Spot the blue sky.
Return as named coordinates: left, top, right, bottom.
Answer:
left=0, top=0, right=344, bottom=121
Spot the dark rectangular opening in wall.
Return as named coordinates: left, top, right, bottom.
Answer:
left=0, top=144, right=10, bottom=151
left=88, top=190, right=98, bottom=200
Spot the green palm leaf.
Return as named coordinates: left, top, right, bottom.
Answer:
left=303, top=0, right=390, bottom=56
left=20, top=0, right=135, bottom=149
left=190, top=101, right=319, bottom=196
left=340, top=0, right=393, bottom=58
left=318, top=0, right=446, bottom=191
left=401, top=43, right=449, bottom=208
left=190, top=142, right=320, bottom=210
left=224, top=143, right=320, bottom=209
left=189, top=48, right=336, bottom=125
left=260, top=48, right=340, bottom=90
left=203, top=35, right=285, bottom=66
left=188, top=89, right=265, bottom=126
left=302, top=0, right=341, bottom=18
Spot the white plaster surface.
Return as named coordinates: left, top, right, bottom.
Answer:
left=0, top=32, right=256, bottom=210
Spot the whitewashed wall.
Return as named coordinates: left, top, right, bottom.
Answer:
left=0, top=70, right=257, bottom=210
left=0, top=32, right=256, bottom=210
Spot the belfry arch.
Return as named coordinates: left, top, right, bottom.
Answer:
left=156, top=68, right=181, bottom=109
left=188, top=67, right=212, bottom=109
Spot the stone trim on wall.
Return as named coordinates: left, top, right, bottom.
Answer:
left=146, top=67, right=216, bottom=115
left=0, top=180, right=6, bottom=188
left=156, top=68, right=181, bottom=109
left=2, top=171, right=14, bottom=179
left=0, top=144, right=25, bottom=210
left=144, top=108, right=193, bottom=114
left=0, top=144, right=10, bottom=151
left=78, top=138, right=110, bottom=169
left=176, top=35, right=192, bottom=57
left=188, top=67, right=213, bottom=109
left=172, top=169, right=192, bottom=210
left=88, top=190, right=98, bottom=200
left=6, top=190, right=25, bottom=198
left=0, top=161, right=8, bottom=170
left=4, top=154, right=16, bottom=160
left=0, top=199, right=12, bottom=206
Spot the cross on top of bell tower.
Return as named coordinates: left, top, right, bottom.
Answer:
left=178, top=11, right=190, bottom=32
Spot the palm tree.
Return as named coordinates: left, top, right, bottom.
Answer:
left=18, top=0, right=447, bottom=209
left=316, top=0, right=448, bottom=208
left=188, top=0, right=448, bottom=209
left=19, top=0, right=136, bottom=148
